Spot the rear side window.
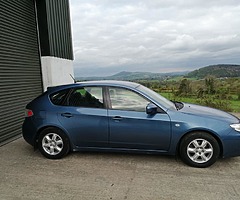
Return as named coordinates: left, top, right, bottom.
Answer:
left=50, top=89, right=69, bottom=105
left=68, top=87, right=104, bottom=108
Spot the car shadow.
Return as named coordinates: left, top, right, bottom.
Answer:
left=23, top=143, right=240, bottom=169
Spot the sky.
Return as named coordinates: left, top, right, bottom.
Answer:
left=70, top=0, right=240, bottom=77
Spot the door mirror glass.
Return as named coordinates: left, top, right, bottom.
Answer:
left=146, top=103, right=158, bottom=115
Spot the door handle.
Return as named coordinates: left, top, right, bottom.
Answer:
left=112, top=116, right=123, bottom=121
left=61, top=113, right=73, bottom=118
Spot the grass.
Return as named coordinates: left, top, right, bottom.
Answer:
left=231, top=100, right=240, bottom=112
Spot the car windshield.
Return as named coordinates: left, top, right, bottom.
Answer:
left=137, top=85, right=176, bottom=110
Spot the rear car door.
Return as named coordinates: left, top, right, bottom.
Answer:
left=57, top=86, right=109, bottom=147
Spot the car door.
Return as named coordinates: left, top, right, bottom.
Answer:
left=57, top=86, right=109, bottom=148
left=107, top=87, right=171, bottom=151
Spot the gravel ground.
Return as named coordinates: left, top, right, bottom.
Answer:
left=1, top=136, right=240, bottom=200
left=232, top=113, right=240, bottom=118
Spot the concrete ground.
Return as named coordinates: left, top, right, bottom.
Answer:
left=1, top=136, right=240, bottom=200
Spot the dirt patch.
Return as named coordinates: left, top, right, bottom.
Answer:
left=232, top=113, right=240, bottom=118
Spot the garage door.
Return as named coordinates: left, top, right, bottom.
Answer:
left=0, top=0, right=43, bottom=144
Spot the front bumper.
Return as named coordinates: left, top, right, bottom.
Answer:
left=222, top=129, right=240, bottom=158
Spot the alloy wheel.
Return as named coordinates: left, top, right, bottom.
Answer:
left=42, top=133, right=64, bottom=155
left=187, top=138, right=213, bottom=164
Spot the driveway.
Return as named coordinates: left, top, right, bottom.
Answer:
left=1, top=137, right=240, bottom=200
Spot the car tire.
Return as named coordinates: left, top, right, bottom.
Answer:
left=180, top=132, right=220, bottom=168
left=38, top=127, right=70, bottom=159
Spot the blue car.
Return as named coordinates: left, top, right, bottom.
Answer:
left=22, top=80, right=240, bottom=167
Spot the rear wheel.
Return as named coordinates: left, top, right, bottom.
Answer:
left=180, top=132, right=220, bottom=168
left=38, top=128, right=70, bottom=159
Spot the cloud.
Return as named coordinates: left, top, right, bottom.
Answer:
left=70, top=0, right=240, bottom=76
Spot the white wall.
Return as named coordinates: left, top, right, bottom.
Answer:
left=41, top=56, right=74, bottom=91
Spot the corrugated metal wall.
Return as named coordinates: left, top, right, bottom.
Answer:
left=36, top=0, right=73, bottom=60
left=0, top=0, right=43, bottom=144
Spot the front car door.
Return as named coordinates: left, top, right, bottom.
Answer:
left=107, top=87, right=171, bottom=151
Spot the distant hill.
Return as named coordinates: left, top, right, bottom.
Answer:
left=185, top=64, right=240, bottom=78
left=76, top=71, right=189, bottom=81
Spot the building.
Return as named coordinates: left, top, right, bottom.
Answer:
left=0, top=0, right=74, bottom=144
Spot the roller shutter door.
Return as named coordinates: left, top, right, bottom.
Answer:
left=0, top=0, right=43, bottom=144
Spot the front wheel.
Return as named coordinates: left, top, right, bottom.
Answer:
left=180, top=132, right=220, bottom=168
left=38, top=128, right=70, bottom=159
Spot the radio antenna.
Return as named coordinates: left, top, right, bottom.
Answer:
left=70, top=74, right=77, bottom=83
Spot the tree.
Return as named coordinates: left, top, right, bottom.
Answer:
left=177, top=79, right=192, bottom=96
left=205, top=76, right=216, bottom=94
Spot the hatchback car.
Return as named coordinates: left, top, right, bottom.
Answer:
left=22, top=80, right=240, bottom=167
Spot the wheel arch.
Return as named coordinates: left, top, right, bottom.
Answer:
left=34, top=125, right=73, bottom=150
left=176, top=130, right=224, bottom=158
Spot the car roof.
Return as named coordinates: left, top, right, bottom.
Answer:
left=79, top=80, right=140, bottom=87
left=47, top=80, right=140, bottom=93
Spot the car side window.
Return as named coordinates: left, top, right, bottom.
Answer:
left=68, top=87, right=104, bottom=108
left=109, top=87, right=150, bottom=112
left=50, top=89, right=69, bottom=106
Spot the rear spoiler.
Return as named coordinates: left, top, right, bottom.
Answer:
left=46, top=74, right=76, bottom=92
left=46, top=74, right=77, bottom=92
left=46, top=86, right=57, bottom=92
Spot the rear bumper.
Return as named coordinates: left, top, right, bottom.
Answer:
left=22, top=118, right=38, bottom=146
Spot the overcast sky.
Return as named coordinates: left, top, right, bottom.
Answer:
left=70, top=0, right=240, bottom=77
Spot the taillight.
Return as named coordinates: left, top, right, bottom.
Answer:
left=25, top=109, right=34, bottom=117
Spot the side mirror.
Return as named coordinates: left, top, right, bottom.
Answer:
left=146, top=103, right=158, bottom=115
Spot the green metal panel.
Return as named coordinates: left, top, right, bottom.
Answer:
left=36, top=0, right=74, bottom=60
left=0, top=0, right=43, bottom=144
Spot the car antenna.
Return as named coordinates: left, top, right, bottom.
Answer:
left=70, top=74, right=77, bottom=83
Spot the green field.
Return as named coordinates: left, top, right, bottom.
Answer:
left=137, top=77, right=240, bottom=112
left=160, top=92, right=240, bottom=112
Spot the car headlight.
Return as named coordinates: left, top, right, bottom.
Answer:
left=230, top=124, right=240, bottom=132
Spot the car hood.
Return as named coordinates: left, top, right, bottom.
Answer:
left=179, top=103, right=239, bottom=123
